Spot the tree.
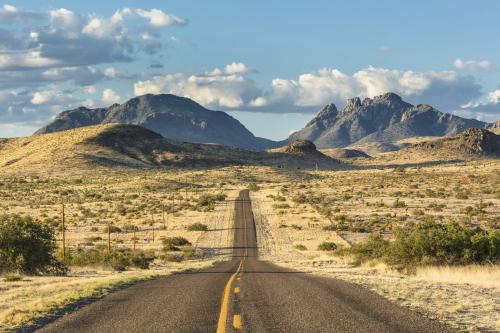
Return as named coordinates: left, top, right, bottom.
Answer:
left=0, top=215, right=66, bottom=275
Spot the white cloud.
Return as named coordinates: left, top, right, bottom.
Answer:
left=487, top=89, right=500, bottom=104
left=135, top=9, right=186, bottom=28
left=134, top=64, right=260, bottom=109
left=31, top=90, right=74, bottom=105
left=104, top=67, right=118, bottom=78
left=453, top=58, right=492, bottom=70
left=224, top=62, right=251, bottom=75
left=134, top=64, right=482, bottom=113
left=0, top=4, right=43, bottom=22
left=0, top=51, right=61, bottom=70
left=102, top=88, right=121, bottom=104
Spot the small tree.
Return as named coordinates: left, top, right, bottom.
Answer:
left=0, top=215, right=67, bottom=275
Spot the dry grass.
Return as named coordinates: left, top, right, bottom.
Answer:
left=414, top=265, right=500, bottom=287
left=0, top=261, right=214, bottom=332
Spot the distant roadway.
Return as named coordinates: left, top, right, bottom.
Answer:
left=37, top=190, right=454, bottom=333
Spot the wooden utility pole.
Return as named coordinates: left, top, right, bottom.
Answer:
left=162, top=204, right=166, bottom=229
left=172, top=194, right=175, bottom=214
left=133, top=229, right=136, bottom=251
left=61, top=203, right=66, bottom=260
left=151, top=212, right=155, bottom=243
left=107, top=221, right=111, bottom=255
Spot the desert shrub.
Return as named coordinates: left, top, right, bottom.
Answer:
left=123, top=224, right=139, bottom=232
left=108, top=251, right=130, bottom=271
left=163, top=253, right=184, bottom=262
left=294, top=244, right=307, bottom=251
left=0, top=214, right=67, bottom=275
left=67, top=247, right=154, bottom=270
left=182, top=247, right=204, bottom=259
left=196, top=193, right=226, bottom=210
left=318, top=242, right=338, bottom=251
left=346, top=222, right=500, bottom=269
left=186, top=223, right=209, bottom=231
left=247, top=183, right=260, bottom=192
left=391, top=198, right=407, bottom=208
left=163, top=237, right=191, bottom=251
left=3, top=274, right=22, bottom=282
left=130, top=251, right=155, bottom=269
left=272, top=203, right=290, bottom=209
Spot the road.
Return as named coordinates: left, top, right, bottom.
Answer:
left=37, top=190, right=454, bottom=333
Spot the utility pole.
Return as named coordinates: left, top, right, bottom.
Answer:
left=172, top=194, right=175, bottom=214
left=107, top=221, right=111, bottom=255
left=151, top=212, right=155, bottom=243
left=162, top=204, right=166, bottom=229
left=133, top=229, right=137, bottom=251
left=61, top=202, right=66, bottom=261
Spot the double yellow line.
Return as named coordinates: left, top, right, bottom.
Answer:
left=216, top=197, right=248, bottom=333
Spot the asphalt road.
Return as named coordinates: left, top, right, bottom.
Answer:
left=37, top=190, right=454, bottom=333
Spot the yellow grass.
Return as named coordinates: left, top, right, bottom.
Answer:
left=0, top=261, right=214, bottom=332
left=415, top=265, right=500, bottom=287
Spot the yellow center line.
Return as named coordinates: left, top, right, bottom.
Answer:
left=216, top=260, right=243, bottom=333
left=233, top=314, right=243, bottom=330
left=216, top=196, right=248, bottom=333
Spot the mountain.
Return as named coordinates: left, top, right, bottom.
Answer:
left=35, top=94, right=279, bottom=151
left=289, top=93, right=490, bottom=149
left=1, top=124, right=340, bottom=175
left=406, top=128, right=500, bottom=158
left=489, top=120, right=500, bottom=135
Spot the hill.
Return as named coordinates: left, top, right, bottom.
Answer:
left=408, top=128, right=500, bottom=158
left=289, top=93, right=490, bottom=148
left=1, top=125, right=341, bottom=174
left=35, top=94, right=279, bottom=151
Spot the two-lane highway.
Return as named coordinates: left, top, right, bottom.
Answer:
left=37, top=190, right=454, bottom=333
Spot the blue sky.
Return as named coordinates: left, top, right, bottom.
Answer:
left=0, top=0, right=499, bottom=139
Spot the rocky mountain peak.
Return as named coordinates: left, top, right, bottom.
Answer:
left=374, top=92, right=403, bottom=103
left=345, top=97, right=362, bottom=110
left=316, top=103, right=338, bottom=118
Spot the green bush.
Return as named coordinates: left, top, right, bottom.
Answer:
left=247, top=183, right=260, bottom=192
left=186, top=223, right=209, bottom=231
left=346, top=222, right=500, bottom=269
left=3, top=274, right=22, bottom=282
left=318, top=242, right=338, bottom=251
left=67, top=247, right=155, bottom=271
left=0, top=214, right=67, bottom=275
left=294, top=244, right=307, bottom=251
left=196, top=193, right=227, bottom=210
left=163, top=237, right=191, bottom=251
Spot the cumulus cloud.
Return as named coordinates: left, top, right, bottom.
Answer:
left=136, top=9, right=186, bottom=27
left=458, top=89, right=500, bottom=122
left=453, top=58, right=492, bottom=70
left=0, top=6, right=185, bottom=129
left=0, top=4, right=44, bottom=22
left=136, top=64, right=482, bottom=113
left=0, top=7, right=187, bottom=71
left=135, top=64, right=260, bottom=109
left=102, top=88, right=121, bottom=104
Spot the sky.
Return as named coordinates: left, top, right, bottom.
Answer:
left=0, top=0, right=499, bottom=139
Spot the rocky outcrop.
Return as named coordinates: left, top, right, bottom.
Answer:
left=412, top=128, right=500, bottom=157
